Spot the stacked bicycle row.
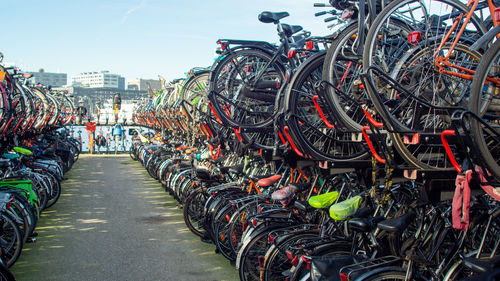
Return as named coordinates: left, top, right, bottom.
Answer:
left=0, top=54, right=81, bottom=280
left=131, top=1, right=499, bottom=280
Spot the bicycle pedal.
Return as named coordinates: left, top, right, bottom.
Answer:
left=200, top=237, right=212, bottom=244
left=26, top=237, right=37, bottom=243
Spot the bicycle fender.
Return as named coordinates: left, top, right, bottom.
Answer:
left=471, top=25, right=500, bottom=52
left=353, top=265, right=405, bottom=281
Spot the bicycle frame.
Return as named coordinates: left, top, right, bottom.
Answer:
left=435, top=0, right=495, bottom=81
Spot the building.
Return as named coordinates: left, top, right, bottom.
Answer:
left=27, top=71, right=67, bottom=87
left=72, top=71, right=125, bottom=90
left=127, top=79, right=162, bottom=91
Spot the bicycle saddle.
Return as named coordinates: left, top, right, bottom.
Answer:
left=308, top=191, right=339, bottom=209
left=220, top=164, right=243, bottom=174
left=288, top=182, right=311, bottom=192
left=1, top=153, right=18, bottom=160
left=272, top=185, right=296, bottom=200
left=14, top=146, right=32, bottom=156
left=282, top=24, right=303, bottom=37
left=329, top=195, right=362, bottom=221
left=464, top=256, right=500, bottom=274
left=258, top=11, right=289, bottom=24
left=257, top=174, right=282, bottom=187
left=348, top=216, right=385, bottom=233
left=377, top=212, right=416, bottom=233
left=0, top=159, right=10, bottom=168
left=294, top=200, right=316, bottom=212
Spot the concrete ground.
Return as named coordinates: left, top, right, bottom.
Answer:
left=11, top=155, right=238, bottom=281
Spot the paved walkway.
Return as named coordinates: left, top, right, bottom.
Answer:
left=11, top=155, right=238, bottom=281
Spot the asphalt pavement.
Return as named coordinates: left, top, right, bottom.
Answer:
left=11, top=154, right=238, bottom=281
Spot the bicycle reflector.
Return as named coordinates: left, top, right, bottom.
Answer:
left=408, top=31, right=421, bottom=44
left=305, top=41, right=314, bottom=51
left=267, top=234, right=274, bottom=243
left=287, top=49, right=297, bottom=59
left=340, top=272, right=350, bottom=281
left=341, top=9, right=353, bottom=20
left=495, top=7, right=500, bottom=22
left=216, top=41, right=227, bottom=51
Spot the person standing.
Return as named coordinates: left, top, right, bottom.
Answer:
left=113, top=93, right=122, bottom=124
left=96, top=98, right=102, bottom=125
left=96, top=129, right=106, bottom=154
left=76, top=102, right=87, bottom=125
left=112, top=123, right=124, bottom=154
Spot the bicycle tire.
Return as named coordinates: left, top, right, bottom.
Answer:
left=183, top=188, right=208, bottom=238
left=469, top=38, right=500, bottom=179
left=44, top=173, right=62, bottom=209
left=284, top=51, right=368, bottom=161
left=322, top=23, right=366, bottom=131
left=208, top=48, right=286, bottom=129
left=0, top=213, right=23, bottom=267
left=362, top=0, right=486, bottom=169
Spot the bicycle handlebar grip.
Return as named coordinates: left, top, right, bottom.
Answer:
left=315, top=11, right=328, bottom=16
left=314, top=3, right=328, bottom=7
left=324, top=16, right=336, bottom=22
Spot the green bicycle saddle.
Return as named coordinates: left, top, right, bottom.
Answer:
left=14, top=147, right=32, bottom=156
left=308, top=191, right=339, bottom=209
left=329, top=195, right=362, bottom=221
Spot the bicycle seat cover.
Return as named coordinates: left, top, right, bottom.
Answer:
left=308, top=191, right=339, bottom=209
left=258, top=11, right=289, bottom=24
left=1, top=153, right=19, bottom=160
left=271, top=185, right=296, bottom=200
left=329, top=195, right=362, bottom=221
left=14, top=147, right=32, bottom=156
left=257, top=174, right=282, bottom=187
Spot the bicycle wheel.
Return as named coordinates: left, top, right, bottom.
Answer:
left=261, top=231, right=320, bottom=281
left=363, top=0, right=486, bottom=169
left=45, top=173, right=62, bottom=209
left=181, top=70, right=209, bottom=116
left=284, top=51, right=368, bottom=161
left=469, top=38, right=500, bottom=179
left=208, top=48, right=285, bottom=128
left=0, top=213, right=23, bottom=267
left=213, top=204, right=237, bottom=261
left=322, top=23, right=367, bottom=131
left=183, top=188, right=208, bottom=237
left=0, top=262, right=15, bottom=281
left=238, top=223, right=293, bottom=281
